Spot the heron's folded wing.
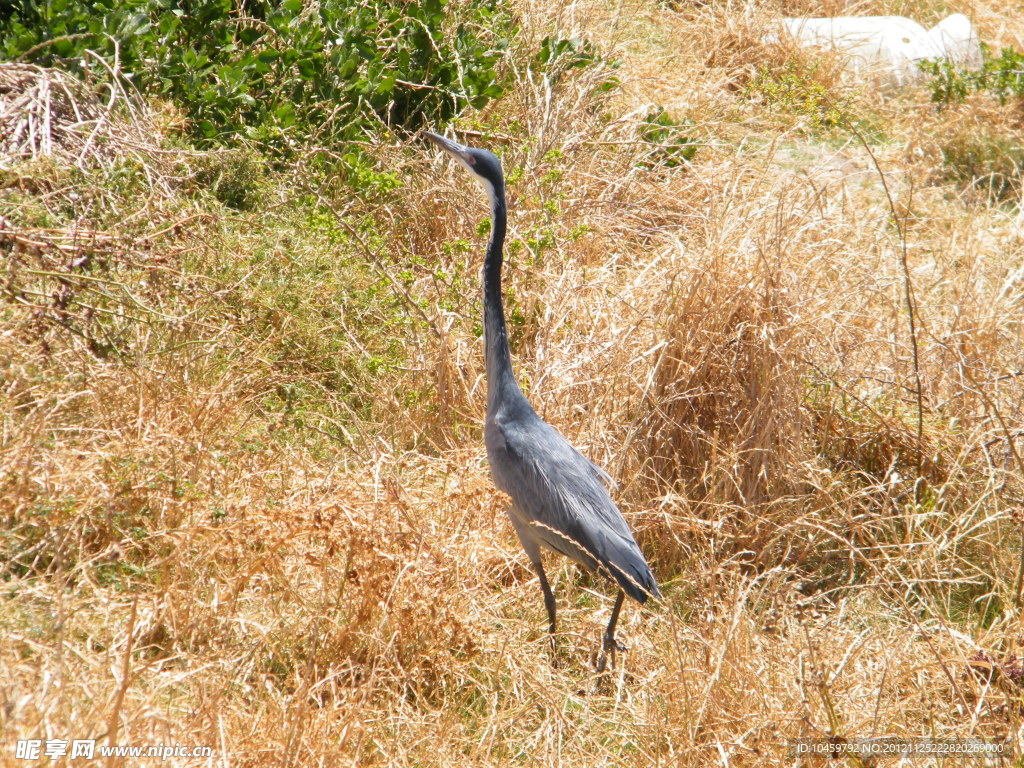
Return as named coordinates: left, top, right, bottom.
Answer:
left=491, top=415, right=659, bottom=602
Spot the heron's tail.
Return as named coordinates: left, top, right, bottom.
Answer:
left=600, top=533, right=661, bottom=604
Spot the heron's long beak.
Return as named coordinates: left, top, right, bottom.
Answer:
left=423, top=130, right=472, bottom=165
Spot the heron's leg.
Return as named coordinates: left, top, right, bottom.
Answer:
left=531, top=556, right=557, bottom=656
left=507, top=508, right=557, bottom=658
left=596, top=590, right=626, bottom=674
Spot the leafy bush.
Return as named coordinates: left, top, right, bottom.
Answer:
left=536, top=36, right=598, bottom=69
left=639, top=107, right=698, bottom=168
left=0, top=0, right=514, bottom=151
left=920, top=45, right=1024, bottom=106
left=192, top=148, right=268, bottom=210
left=920, top=46, right=1024, bottom=201
left=535, top=36, right=600, bottom=82
left=747, top=58, right=847, bottom=131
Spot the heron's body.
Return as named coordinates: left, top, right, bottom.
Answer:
left=486, top=408, right=659, bottom=604
left=424, top=130, right=660, bottom=668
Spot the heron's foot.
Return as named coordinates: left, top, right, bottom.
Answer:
left=595, top=633, right=626, bottom=674
left=547, top=633, right=559, bottom=668
left=605, top=635, right=627, bottom=654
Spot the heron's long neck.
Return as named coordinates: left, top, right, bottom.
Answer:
left=482, top=185, right=519, bottom=410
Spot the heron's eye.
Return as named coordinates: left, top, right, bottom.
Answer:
left=467, top=156, right=476, bottom=165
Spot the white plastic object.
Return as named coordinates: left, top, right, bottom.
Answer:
left=777, top=13, right=982, bottom=88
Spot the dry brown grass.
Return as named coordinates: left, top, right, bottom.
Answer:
left=4, top=0, right=1024, bottom=765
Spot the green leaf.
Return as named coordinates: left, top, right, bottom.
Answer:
left=275, top=103, right=296, bottom=127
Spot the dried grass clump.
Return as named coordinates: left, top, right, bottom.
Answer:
left=159, top=489, right=481, bottom=692
left=0, top=212, right=199, bottom=362
left=910, top=97, right=1024, bottom=204
left=700, top=10, right=798, bottom=93
left=0, top=63, right=158, bottom=171
left=1, top=458, right=488, bottom=765
left=640, top=264, right=804, bottom=507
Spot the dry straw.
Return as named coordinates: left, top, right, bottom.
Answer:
left=0, top=61, right=157, bottom=171
left=2, top=0, right=1024, bottom=765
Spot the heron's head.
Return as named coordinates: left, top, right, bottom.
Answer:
left=423, top=130, right=504, bottom=206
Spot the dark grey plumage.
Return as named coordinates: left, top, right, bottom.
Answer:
left=424, top=130, right=660, bottom=669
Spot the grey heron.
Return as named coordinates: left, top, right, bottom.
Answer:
left=424, top=131, right=661, bottom=671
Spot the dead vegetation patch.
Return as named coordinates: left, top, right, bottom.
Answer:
left=0, top=62, right=159, bottom=171
left=3, top=0, right=1024, bottom=765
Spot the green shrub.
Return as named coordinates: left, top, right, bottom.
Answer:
left=920, top=46, right=1024, bottom=201
left=0, top=0, right=514, bottom=152
left=535, top=36, right=599, bottom=81
left=746, top=58, right=848, bottom=132
left=920, top=45, right=1024, bottom=106
left=639, top=107, right=698, bottom=168
left=192, top=149, right=268, bottom=211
